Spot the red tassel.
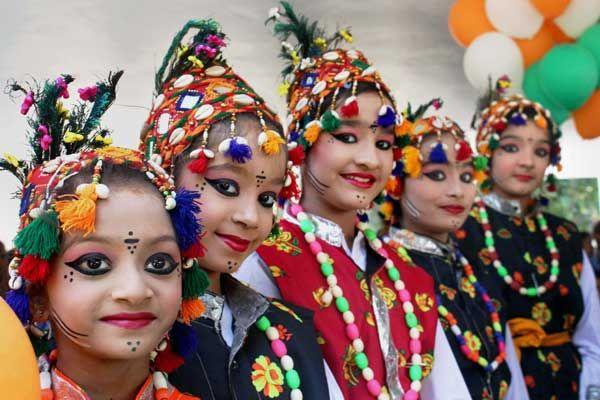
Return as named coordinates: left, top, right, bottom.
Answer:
left=491, top=121, right=507, bottom=132
left=393, top=148, right=403, bottom=161
left=187, top=153, right=209, bottom=174
left=19, top=255, right=50, bottom=284
left=288, top=146, right=305, bottom=166
left=455, top=140, right=473, bottom=162
left=280, top=172, right=300, bottom=200
left=182, top=239, right=206, bottom=259
left=154, top=342, right=184, bottom=373
left=340, top=97, right=359, bottom=118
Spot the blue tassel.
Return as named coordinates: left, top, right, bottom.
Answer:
left=377, top=105, right=396, bottom=128
left=429, top=142, right=448, bottom=164
left=171, top=189, right=203, bottom=251
left=170, top=320, right=198, bottom=359
left=509, top=113, right=527, bottom=126
left=289, top=131, right=300, bottom=142
left=6, top=288, right=30, bottom=325
left=357, top=212, right=369, bottom=223
left=392, top=161, right=404, bottom=176
left=227, top=137, right=253, bottom=163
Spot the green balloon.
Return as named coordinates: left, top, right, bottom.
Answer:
left=578, top=24, right=600, bottom=88
left=539, top=44, right=598, bottom=111
left=523, top=63, right=570, bottom=124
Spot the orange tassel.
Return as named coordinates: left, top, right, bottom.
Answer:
left=385, top=177, right=398, bottom=194
left=395, top=120, right=414, bottom=136
left=41, top=388, right=54, bottom=400
left=55, top=184, right=98, bottom=236
left=534, top=114, right=548, bottom=129
left=473, top=170, right=487, bottom=184
left=180, top=298, right=205, bottom=324
left=260, top=130, right=286, bottom=155
left=304, top=121, right=321, bottom=144
left=154, top=388, right=170, bottom=400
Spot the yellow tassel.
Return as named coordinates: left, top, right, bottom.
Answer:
left=304, top=122, right=322, bottom=144
left=180, top=298, right=205, bottom=324
left=56, top=101, right=70, bottom=118
left=63, top=131, right=84, bottom=143
left=380, top=201, right=393, bottom=221
left=176, top=44, right=189, bottom=59
left=291, top=50, right=300, bottom=66
left=55, top=184, right=98, bottom=236
left=261, top=130, right=286, bottom=155
left=403, top=146, right=422, bottom=178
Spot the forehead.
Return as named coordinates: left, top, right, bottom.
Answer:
left=420, top=133, right=461, bottom=156
left=208, top=143, right=287, bottom=178
left=501, top=121, right=550, bottom=143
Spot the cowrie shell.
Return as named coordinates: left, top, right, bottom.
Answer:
left=173, top=74, right=194, bottom=88
left=194, top=104, right=214, bottom=120
left=205, top=65, right=226, bottom=77
left=168, top=128, right=186, bottom=145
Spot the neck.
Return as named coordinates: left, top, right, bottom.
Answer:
left=399, top=216, right=449, bottom=244
left=206, top=270, right=222, bottom=294
left=55, top=334, right=150, bottom=400
left=299, top=184, right=358, bottom=246
left=490, top=187, right=532, bottom=210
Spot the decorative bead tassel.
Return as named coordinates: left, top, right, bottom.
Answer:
left=6, top=288, right=30, bottom=325
left=455, top=140, right=473, bottom=162
left=225, top=137, right=253, bottom=163
left=288, top=146, right=305, bottom=165
left=183, top=261, right=210, bottom=299
left=402, top=146, right=422, bottom=178
left=14, top=210, right=60, bottom=260
left=170, top=189, right=202, bottom=251
left=259, top=130, right=286, bottom=155
left=18, top=255, right=50, bottom=284
left=181, top=239, right=206, bottom=259
left=428, top=142, right=448, bottom=164
left=55, top=184, right=98, bottom=236
left=304, top=121, right=322, bottom=144
left=170, top=321, right=198, bottom=359
left=340, top=96, right=359, bottom=118
left=180, top=298, right=205, bottom=324
left=187, top=151, right=209, bottom=174
left=320, top=110, right=341, bottom=132
left=377, top=105, right=396, bottom=128
left=154, top=342, right=184, bottom=374
left=508, top=113, right=527, bottom=126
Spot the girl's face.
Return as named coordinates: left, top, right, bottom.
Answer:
left=178, top=119, right=286, bottom=275
left=401, top=134, right=476, bottom=240
left=302, top=91, right=395, bottom=212
left=45, top=188, right=181, bottom=361
left=490, top=120, right=551, bottom=200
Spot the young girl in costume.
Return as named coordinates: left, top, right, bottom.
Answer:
left=237, top=3, right=466, bottom=399
left=3, top=72, right=207, bottom=399
left=380, top=102, right=528, bottom=399
left=457, top=79, right=600, bottom=399
left=139, top=19, right=330, bottom=399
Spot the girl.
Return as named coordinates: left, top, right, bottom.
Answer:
left=457, top=79, right=600, bottom=399
left=3, top=72, right=206, bottom=399
left=238, top=3, right=464, bottom=399
left=140, top=19, right=330, bottom=399
left=381, top=103, right=528, bottom=399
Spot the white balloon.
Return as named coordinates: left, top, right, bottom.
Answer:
left=463, top=32, right=524, bottom=92
left=485, top=0, right=544, bottom=39
left=555, top=0, right=600, bottom=38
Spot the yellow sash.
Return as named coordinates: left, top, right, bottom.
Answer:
left=508, top=317, right=571, bottom=360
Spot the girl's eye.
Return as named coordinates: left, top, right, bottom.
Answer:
left=424, top=170, right=446, bottom=182
left=460, top=172, right=473, bottom=184
left=331, top=133, right=358, bottom=144
left=145, top=253, right=178, bottom=275
left=258, top=192, right=277, bottom=208
left=65, top=253, right=111, bottom=276
left=500, top=144, right=518, bottom=153
left=376, top=140, right=392, bottom=151
left=535, top=148, right=549, bottom=158
left=205, top=178, right=239, bottom=197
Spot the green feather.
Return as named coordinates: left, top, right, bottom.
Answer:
left=14, top=210, right=60, bottom=259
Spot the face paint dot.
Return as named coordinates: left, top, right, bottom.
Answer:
left=70, top=271, right=73, bottom=275
left=127, top=341, right=131, bottom=345
left=63, top=274, right=67, bottom=279
left=128, top=231, right=133, bottom=236
left=136, top=340, right=140, bottom=345
left=69, top=278, right=73, bottom=282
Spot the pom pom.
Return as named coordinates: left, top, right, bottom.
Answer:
left=455, top=140, right=473, bottom=162
left=154, top=342, right=184, bottom=374
left=402, top=146, right=421, bottom=178
left=170, top=189, right=202, bottom=251
left=180, top=298, right=205, bottom=324
left=385, top=177, right=399, bottom=195
left=320, top=110, right=341, bottom=132
left=279, top=171, right=300, bottom=200
left=288, top=146, right=305, bottom=166
left=54, top=184, right=98, bottom=236
left=509, top=113, right=527, bottom=126
left=260, top=130, right=286, bottom=155
left=6, top=288, right=30, bottom=325
left=429, top=142, right=448, bottom=164
left=473, top=156, right=489, bottom=171
left=392, top=160, right=405, bottom=176
left=19, top=255, right=50, bottom=284
left=187, top=152, right=209, bottom=175
left=181, top=239, right=206, bottom=259
left=488, top=136, right=500, bottom=151
left=473, top=170, right=487, bottom=185
left=183, top=261, right=210, bottom=299
left=380, top=201, right=394, bottom=222
left=289, top=130, right=301, bottom=142
left=534, top=114, right=548, bottom=129
left=226, top=137, right=253, bottom=163
left=491, top=121, right=507, bottom=132
left=14, top=211, right=60, bottom=259
left=304, top=121, right=322, bottom=144
left=377, top=105, right=396, bottom=128
left=340, top=96, right=359, bottom=118
left=170, top=321, right=198, bottom=359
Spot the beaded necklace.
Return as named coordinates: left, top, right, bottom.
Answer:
left=475, top=197, right=559, bottom=297
left=289, top=203, right=424, bottom=400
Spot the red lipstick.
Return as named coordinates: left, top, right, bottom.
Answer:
left=341, top=172, right=376, bottom=189
left=440, top=205, right=466, bottom=215
left=514, top=174, right=534, bottom=182
left=216, top=233, right=250, bottom=252
left=100, top=312, right=156, bottom=329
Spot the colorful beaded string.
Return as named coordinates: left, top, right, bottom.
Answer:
left=385, top=242, right=507, bottom=373
left=290, top=203, right=423, bottom=400
left=475, top=198, right=559, bottom=297
left=256, top=315, right=304, bottom=400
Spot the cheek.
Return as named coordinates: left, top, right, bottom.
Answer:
left=154, top=277, right=182, bottom=322
left=490, top=153, right=515, bottom=178
left=308, top=139, right=345, bottom=173
left=46, top=265, right=101, bottom=325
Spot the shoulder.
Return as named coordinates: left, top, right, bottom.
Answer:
left=543, top=211, right=579, bottom=234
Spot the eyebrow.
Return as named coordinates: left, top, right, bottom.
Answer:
left=64, top=234, right=178, bottom=249
left=207, top=162, right=246, bottom=174
left=500, top=134, right=551, bottom=145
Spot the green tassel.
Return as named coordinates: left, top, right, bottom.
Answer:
left=183, top=261, right=210, bottom=299
left=14, top=210, right=60, bottom=259
left=396, top=134, right=411, bottom=148
left=320, top=110, right=341, bottom=132
left=473, top=156, right=489, bottom=171
left=488, top=136, right=500, bottom=150
left=481, top=178, right=493, bottom=191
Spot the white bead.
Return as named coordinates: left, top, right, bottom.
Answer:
left=311, top=80, right=326, bottom=95
left=316, top=252, right=329, bottom=264
left=385, top=259, right=394, bottom=269
left=152, top=94, right=165, bottom=110
left=361, top=66, right=376, bottom=76
left=95, top=183, right=110, bottom=199
left=165, top=197, right=176, bottom=210
left=265, top=326, right=280, bottom=341
left=409, top=328, right=420, bottom=339
left=362, top=366, right=374, bottom=381
left=76, top=183, right=90, bottom=195
left=28, top=207, right=42, bottom=219
left=342, top=311, right=355, bottom=324
left=451, top=325, right=462, bottom=336
left=394, top=280, right=405, bottom=291
left=537, top=286, right=547, bottom=295
left=205, top=65, right=226, bottom=77
left=326, top=275, right=338, bottom=286
left=321, top=290, right=333, bottom=306
left=550, top=274, right=558, bottom=283
left=410, top=380, right=422, bottom=392
left=39, top=371, right=51, bottom=389
left=504, top=276, right=513, bottom=284
left=331, top=285, right=343, bottom=298
left=218, top=138, right=232, bottom=154
left=304, top=232, right=316, bottom=243
left=156, top=339, right=168, bottom=351
left=485, top=231, right=492, bottom=238
left=281, top=355, right=294, bottom=371
left=519, top=287, right=528, bottom=295
left=352, top=338, right=365, bottom=352
left=322, top=51, right=339, bottom=61
left=346, top=49, right=359, bottom=59
left=295, top=97, right=308, bottom=111
left=149, top=350, right=158, bottom=361
left=152, top=371, right=168, bottom=389
left=8, top=275, right=23, bottom=290
left=372, top=238, right=382, bottom=249
left=378, top=393, right=390, bottom=400
left=493, top=260, right=502, bottom=268
left=8, top=257, right=20, bottom=270
left=296, top=212, right=308, bottom=221
left=173, top=74, right=194, bottom=88
left=150, top=154, right=163, bottom=165
left=411, top=354, right=422, bottom=365
left=290, top=389, right=303, bottom=400
left=490, top=360, right=498, bottom=371
left=403, top=302, right=414, bottom=314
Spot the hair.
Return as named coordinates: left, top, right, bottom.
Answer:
left=503, top=105, right=557, bottom=145
left=317, top=81, right=393, bottom=123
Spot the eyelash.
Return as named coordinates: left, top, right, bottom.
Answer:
left=332, top=133, right=392, bottom=151
left=145, top=253, right=179, bottom=275
left=205, top=178, right=277, bottom=209
left=500, top=143, right=549, bottom=158
left=423, top=170, right=473, bottom=183
left=64, top=252, right=179, bottom=276
left=258, top=192, right=277, bottom=208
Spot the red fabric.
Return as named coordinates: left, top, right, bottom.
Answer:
left=257, top=220, right=437, bottom=398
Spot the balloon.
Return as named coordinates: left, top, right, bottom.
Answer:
left=555, top=0, right=600, bottom=38
left=578, top=24, right=600, bottom=85
left=523, top=63, right=570, bottom=124
left=515, top=23, right=556, bottom=68
left=485, top=0, right=544, bottom=39
left=449, top=0, right=496, bottom=47
left=573, top=89, right=600, bottom=139
left=529, top=0, right=572, bottom=18
left=543, top=20, right=575, bottom=44
left=464, top=32, right=524, bottom=92
left=0, top=298, right=40, bottom=399
left=539, top=44, right=598, bottom=110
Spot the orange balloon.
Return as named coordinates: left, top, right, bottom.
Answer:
left=543, top=20, right=574, bottom=43
left=530, top=0, right=571, bottom=19
left=573, top=90, right=600, bottom=139
left=0, top=298, right=40, bottom=399
left=515, top=23, right=556, bottom=67
left=449, top=0, right=495, bottom=47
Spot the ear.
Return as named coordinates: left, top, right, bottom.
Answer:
left=29, top=289, right=50, bottom=324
